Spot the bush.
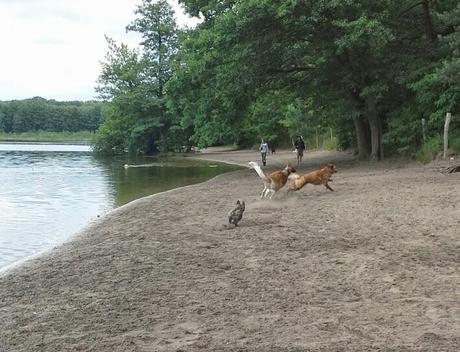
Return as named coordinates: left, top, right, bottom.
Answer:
left=450, top=137, right=460, bottom=154
left=322, top=135, right=340, bottom=151
left=415, top=136, right=442, bottom=163
left=449, top=130, right=460, bottom=154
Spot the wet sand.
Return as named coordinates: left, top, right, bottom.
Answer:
left=0, top=149, right=459, bottom=351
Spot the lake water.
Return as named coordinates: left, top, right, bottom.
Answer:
left=0, top=143, right=239, bottom=271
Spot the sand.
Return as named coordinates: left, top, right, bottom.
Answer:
left=0, top=149, right=459, bottom=351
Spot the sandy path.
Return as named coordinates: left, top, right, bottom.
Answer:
left=0, top=149, right=459, bottom=351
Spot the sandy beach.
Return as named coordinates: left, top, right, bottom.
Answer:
left=0, top=149, right=459, bottom=351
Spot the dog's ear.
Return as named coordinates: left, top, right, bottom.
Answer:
left=236, top=200, right=241, bottom=205
left=241, top=201, right=245, bottom=210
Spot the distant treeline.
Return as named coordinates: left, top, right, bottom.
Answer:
left=0, top=97, right=103, bottom=133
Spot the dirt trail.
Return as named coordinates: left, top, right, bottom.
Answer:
left=0, top=150, right=459, bottom=351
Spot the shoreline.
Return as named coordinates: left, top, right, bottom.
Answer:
left=0, top=154, right=243, bottom=277
left=1, top=149, right=459, bottom=351
left=0, top=140, right=91, bottom=145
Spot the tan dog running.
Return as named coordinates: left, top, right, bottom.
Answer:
left=248, top=161, right=296, bottom=199
left=289, top=163, right=337, bottom=192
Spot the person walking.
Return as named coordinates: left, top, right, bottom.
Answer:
left=259, top=139, right=269, bottom=166
left=294, top=135, right=306, bottom=165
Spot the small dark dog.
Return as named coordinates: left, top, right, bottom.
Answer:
left=228, top=200, right=245, bottom=227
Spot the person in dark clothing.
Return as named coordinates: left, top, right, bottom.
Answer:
left=294, top=136, right=306, bottom=165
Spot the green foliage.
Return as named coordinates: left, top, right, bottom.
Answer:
left=172, top=0, right=400, bottom=154
left=241, top=90, right=297, bottom=147
left=384, top=107, right=422, bottom=155
left=0, top=131, right=94, bottom=143
left=449, top=128, right=460, bottom=153
left=0, top=97, right=102, bottom=133
left=279, top=98, right=313, bottom=142
left=92, top=104, right=129, bottom=154
left=450, top=138, right=460, bottom=154
left=94, top=0, right=460, bottom=158
left=94, top=0, right=184, bottom=155
left=126, top=0, right=179, bottom=98
left=407, top=2, right=460, bottom=144
left=322, top=135, right=340, bottom=151
left=416, top=136, right=442, bottom=164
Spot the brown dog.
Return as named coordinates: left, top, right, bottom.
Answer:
left=288, top=163, right=337, bottom=192
left=248, top=161, right=296, bottom=199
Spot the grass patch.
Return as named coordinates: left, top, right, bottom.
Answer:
left=416, top=136, right=442, bottom=164
left=0, top=131, right=95, bottom=144
left=322, top=136, right=340, bottom=151
left=449, top=130, right=460, bottom=154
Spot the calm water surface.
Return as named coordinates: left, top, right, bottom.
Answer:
left=0, top=143, right=239, bottom=270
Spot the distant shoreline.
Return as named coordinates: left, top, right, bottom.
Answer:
left=0, top=131, right=94, bottom=145
left=0, top=140, right=90, bottom=145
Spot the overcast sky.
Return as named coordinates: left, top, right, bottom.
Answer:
left=0, top=0, right=200, bottom=101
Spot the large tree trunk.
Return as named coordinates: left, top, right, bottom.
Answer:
left=366, top=94, right=382, bottom=161
left=352, top=113, right=370, bottom=160
left=378, top=111, right=384, bottom=160
left=421, top=0, right=436, bottom=49
left=349, top=86, right=372, bottom=159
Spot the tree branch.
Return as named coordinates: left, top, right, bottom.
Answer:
left=267, top=65, right=315, bottom=74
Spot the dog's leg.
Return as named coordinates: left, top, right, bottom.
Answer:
left=262, top=187, right=270, bottom=198
left=325, top=183, right=334, bottom=191
left=265, top=188, right=271, bottom=198
left=260, top=187, right=267, bottom=198
left=265, top=188, right=272, bottom=198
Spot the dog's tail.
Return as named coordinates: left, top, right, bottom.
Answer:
left=248, top=161, right=269, bottom=181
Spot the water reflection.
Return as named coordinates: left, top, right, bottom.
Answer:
left=0, top=144, right=239, bottom=270
left=100, top=156, right=239, bottom=207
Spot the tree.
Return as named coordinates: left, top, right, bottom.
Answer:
left=127, top=0, right=179, bottom=98
left=94, top=0, right=183, bottom=155
left=172, top=0, right=460, bottom=159
left=91, top=0, right=460, bottom=158
left=0, top=98, right=102, bottom=133
left=94, top=37, right=159, bottom=153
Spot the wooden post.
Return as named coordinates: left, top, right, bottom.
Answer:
left=443, top=112, right=452, bottom=159
left=421, top=118, right=426, bottom=143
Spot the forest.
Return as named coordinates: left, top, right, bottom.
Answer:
left=0, top=97, right=102, bottom=134
left=5, top=1, right=460, bottom=161
left=93, top=0, right=460, bottom=159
